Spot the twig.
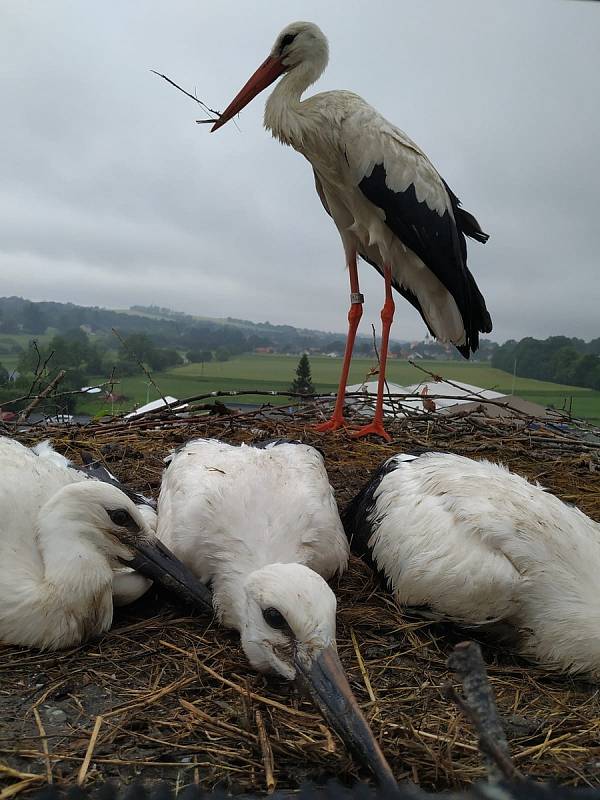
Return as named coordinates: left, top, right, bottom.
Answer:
left=446, top=641, right=523, bottom=783
left=159, top=640, right=316, bottom=719
left=32, top=707, right=52, bottom=784
left=77, top=714, right=104, bottom=785
left=255, top=710, right=276, bottom=793
left=17, top=341, right=56, bottom=406
left=5, top=379, right=120, bottom=411
left=350, top=628, right=377, bottom=710
left=17, top=369, right=66, bottom=424
left=111, top=328, right=174, bottom=417
left=408, top=358, right=502, bottom=400
left=151, top=70, right=220, bottom=121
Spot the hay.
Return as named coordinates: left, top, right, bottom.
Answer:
left=1, top=405, right=600, bottom=795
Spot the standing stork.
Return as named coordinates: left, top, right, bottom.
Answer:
left=157, top=438, right=396, bottom=788
left=211, top=21, right=492, bottom=441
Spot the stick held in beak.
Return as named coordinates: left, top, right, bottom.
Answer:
left=211, top=55, right=285, bottom=132
left=125, top=538, right=214, bottom=614
left=294, top=644, right=398, bottom=791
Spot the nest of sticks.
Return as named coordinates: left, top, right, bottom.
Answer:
left=1, top=400, right=600, bottom=797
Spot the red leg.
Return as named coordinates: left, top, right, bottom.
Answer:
left=314, top=255, right=363, bottom=432
left=352, top=264, right=395, bottom=442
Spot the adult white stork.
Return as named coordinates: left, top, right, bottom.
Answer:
left=157, top=438, right=396, bottom=788
left=211, top=21, right=492, bottom=441
left=0, top=437, right=212, bottom=649
left=343, top=451, right=600, bottom=679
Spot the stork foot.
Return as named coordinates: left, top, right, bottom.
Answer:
left=314, top=415, right=347, bottom=433
left=351, top=420, right=392, bottom=442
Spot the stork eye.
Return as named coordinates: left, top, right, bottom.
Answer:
left=108, top=508, right=134, bottom=528
left=262, top=607, right=287, bottom=630
left=280, top=33, right=297, bottom=51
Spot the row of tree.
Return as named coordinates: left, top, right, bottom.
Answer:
left=0, top=296, right=356, bottom=355
left=492, top=336, right=600, bottom=390
left=0, top=330, right=202, bottom=413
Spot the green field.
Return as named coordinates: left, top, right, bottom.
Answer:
left=76, top=354, right=600, bottom=424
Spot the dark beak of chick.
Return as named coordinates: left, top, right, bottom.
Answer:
left=294, top=644, right=397, bottom=791
left=124, top=538, right=213, bottom=615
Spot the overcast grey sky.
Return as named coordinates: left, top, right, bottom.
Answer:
left=1, top=1, right=598, bottom=343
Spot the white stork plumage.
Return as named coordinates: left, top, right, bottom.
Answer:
left=343, top=451, right=600, bottom=679
left=32, top=440, right=161, bottom=605
left=0, top=437, right=212, bottom=649
left=157, top=438, right=396, bottom=788
left=211, top=21, right=492, bottom=441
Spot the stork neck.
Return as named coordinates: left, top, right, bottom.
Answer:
left=264, top=64, right=321, bottom=146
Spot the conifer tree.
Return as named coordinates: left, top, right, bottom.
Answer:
left=290, top=353, right=315, bottom=395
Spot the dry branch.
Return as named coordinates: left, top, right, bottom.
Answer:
left=111, top=328, right=173, bottom=416
left=17, top=370, right=66, bottom=424
left=151, top=69, right=220, bottom=121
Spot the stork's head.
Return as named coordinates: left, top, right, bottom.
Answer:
left=241, top=563, right=335, bottom=677
left=211, top=22, right=329, bottom=132
left=240, top=563, right=396, bottom=790
left=41, top=481, right=213, bottom=613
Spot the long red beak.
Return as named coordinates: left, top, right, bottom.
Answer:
left=211, top=55, right=285, bottom=132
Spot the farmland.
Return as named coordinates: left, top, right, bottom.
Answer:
left=76, top=354, right=600, bottom=424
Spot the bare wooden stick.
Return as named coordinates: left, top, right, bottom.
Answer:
left=255, top=709, right=276, bottom=793
left=151, top=70, right=220, bottom=120
left=447, top=641, right=523, bottom=783
left=350, top=627, right=377, bottom=709
left=17, top=369, right=66, bottom=424
left=32, top=707, right=52, bottom=784
left=77, top=714, right=104, bottom=785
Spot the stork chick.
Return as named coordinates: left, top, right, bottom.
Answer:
left=0, top=437, right=212, bottom=649
left=344, top=451, right=600, bottom=679
left=157, top=438, right=396, bottom=788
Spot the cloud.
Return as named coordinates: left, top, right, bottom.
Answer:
left=0, top=0, right=598, bottom=342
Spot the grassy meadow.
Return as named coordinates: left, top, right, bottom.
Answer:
left=75, top=354, right=600, bottom=424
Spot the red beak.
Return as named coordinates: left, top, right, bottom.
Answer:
left=211, top=55, right=285, bottom=132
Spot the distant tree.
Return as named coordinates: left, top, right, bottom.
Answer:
left=187, top=349, right=212, bottom=364
left=147, top=348, right=183, bottom=371
left=354, top=339, right=373, bottom=356
left=290, top=354, right=315, bottom=395
left=323, top=339, right=345, bottom=355
left=119, top=333, right=156, bottom=364
left=0, top=364, right=8, bottom=385
left=114, top=359, right=140, bottom=377
left=0, top=316, right=19, bottom=334
left=215, top=346, right=230, bottom=362
left=21, top=302, right=47, bottom=334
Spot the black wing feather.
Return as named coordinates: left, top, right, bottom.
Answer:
left=358, top=164, right=492, bottom=357
left=341, top=457, right=400, bottom=577
left=79, top=451, right=156, bottom=509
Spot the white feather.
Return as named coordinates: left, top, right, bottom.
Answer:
left=0, top=437, right=157, bottom=649
left=361, top=452, right=600, bottom=678
left=262, top=22, right=468, bottom=347
left=157, top=439, right=348, bottom=675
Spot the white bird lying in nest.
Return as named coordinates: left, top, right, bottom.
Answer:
left=31, top=439, right=159, bottom=606
left=343, top=450, right=600, bottom=679
left=0, top=437, right=212, bottom=650
left=157, top=437, right=396, bottom=789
